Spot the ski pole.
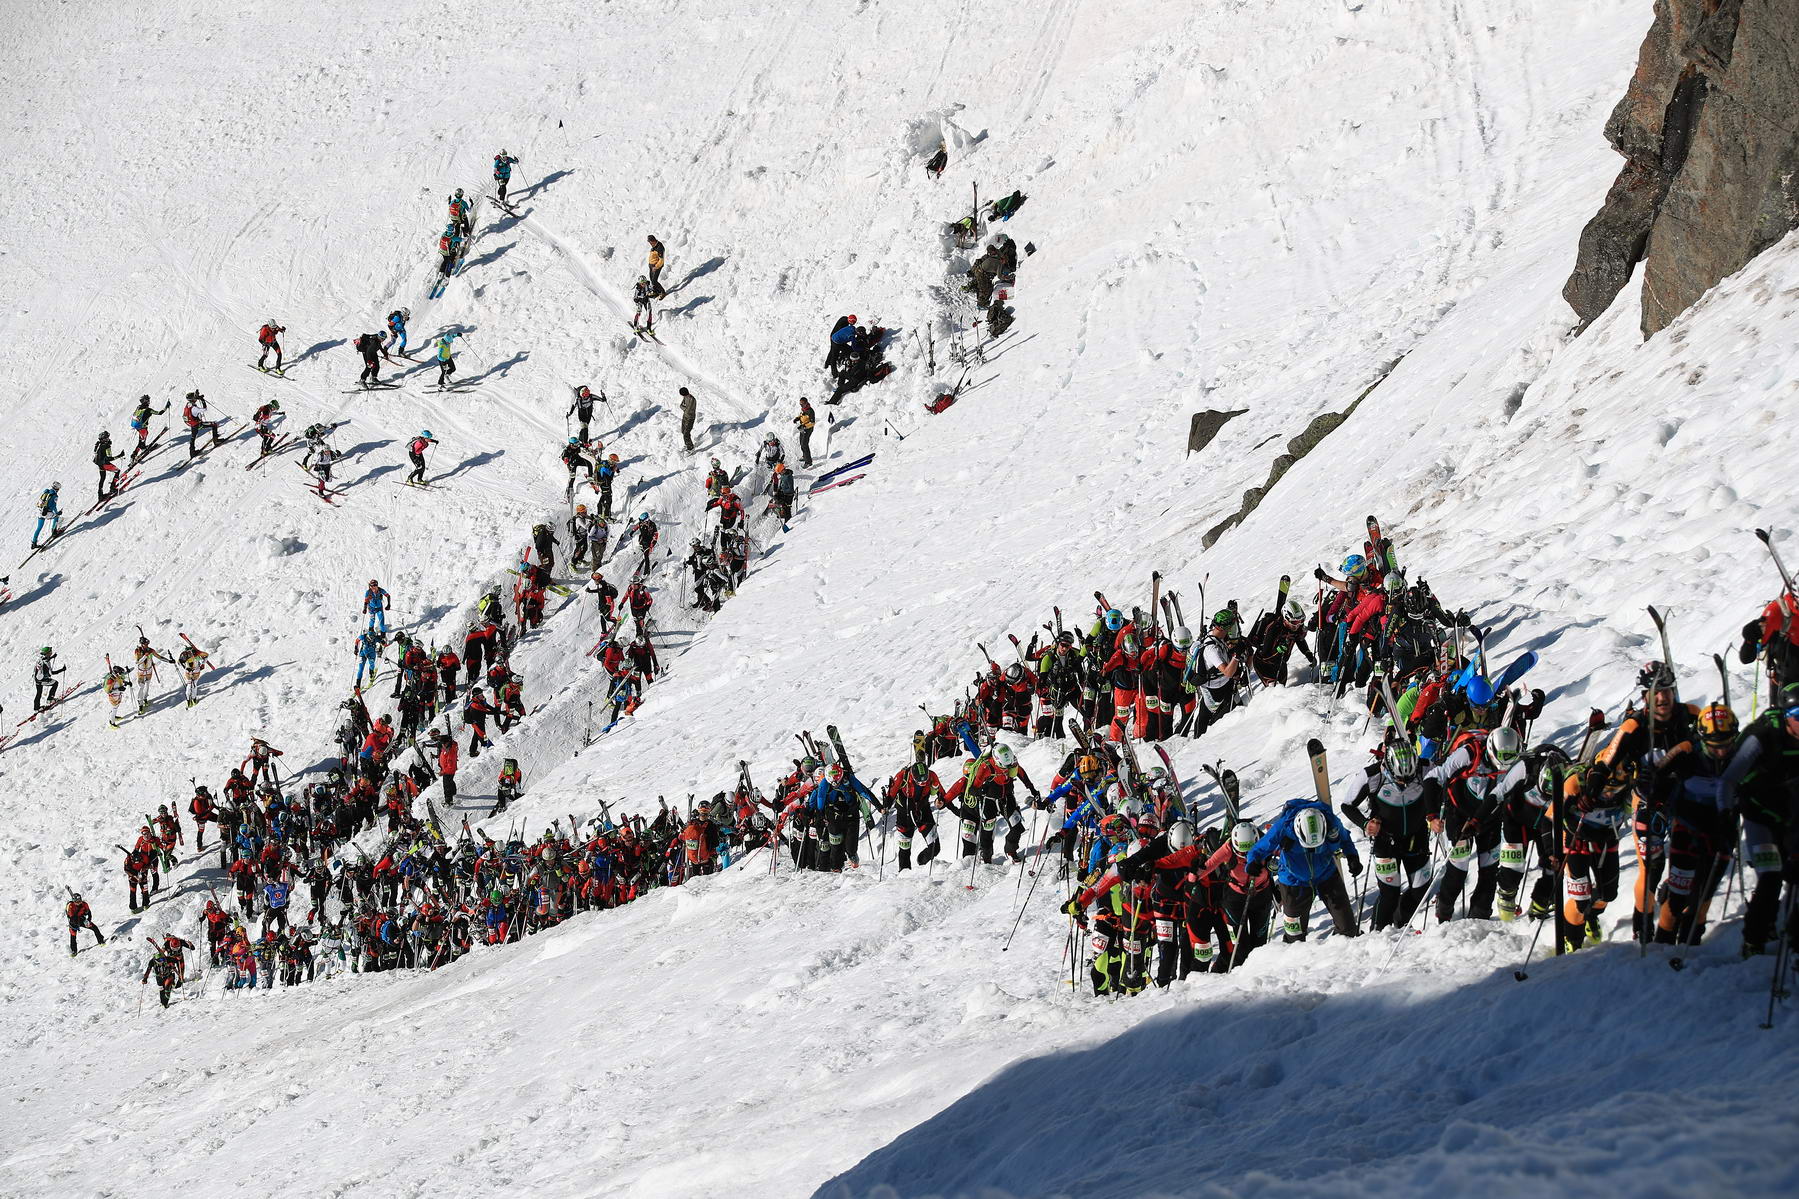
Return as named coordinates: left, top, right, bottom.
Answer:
left=1760, top=886, right=1796, bottom=1029
left=1002, top=845, right=1050, bottom=952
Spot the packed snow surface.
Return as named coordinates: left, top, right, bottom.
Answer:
left=2, top=0, right=1796, bottom=1196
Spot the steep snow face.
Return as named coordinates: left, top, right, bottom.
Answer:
left=4, top=0, right=1794, bottom=1195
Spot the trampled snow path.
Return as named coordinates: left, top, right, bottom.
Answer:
left=2, top=0, right=1796, bottom=1195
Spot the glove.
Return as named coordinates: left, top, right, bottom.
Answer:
left=1741, top=620, right=1763, bottom=663
left=1061, top=896, right=1087, bottom=926
left=1347, top=857, right=1363, bottom=877
left=1313, top=566, right=1327, bottom=581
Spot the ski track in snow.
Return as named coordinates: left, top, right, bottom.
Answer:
left=2, top=1, right=1796, bottom=1197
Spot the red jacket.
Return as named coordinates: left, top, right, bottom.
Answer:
left=436, top=740, right=459, bottom=777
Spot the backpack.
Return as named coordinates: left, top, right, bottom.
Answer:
left=258, top=324, right=277, bottom=344
left=37, top=489, right=54, bottom=514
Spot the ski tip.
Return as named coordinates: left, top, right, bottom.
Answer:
left=1305, top=737, right=1326, bottom=756
left=1754, top=527, right=1771, bottom=543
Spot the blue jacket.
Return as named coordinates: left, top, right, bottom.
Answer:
left=806, top=773, right=877, bottom=813
left=263, top=882, right=291, bottom=910
left=1246, top=798, right=1358, bottom=885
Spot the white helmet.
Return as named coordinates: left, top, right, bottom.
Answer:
left=1166, top=820, right=1196, bottom=851
left=1172, top=625, right=1193, bottom=649
left=1292, top=807, right=1328, bottom=849
left=1489, top=727, right=1524, bottom=768
left=991, top=743, right=1016, bottom=769
left=1230, top=820, right=1259, bottom=854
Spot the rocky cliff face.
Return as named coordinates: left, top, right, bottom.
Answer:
left=1563, top=0, right=1799, bottom=337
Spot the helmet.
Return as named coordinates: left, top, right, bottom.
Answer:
left=1283, top=600, right=1305, bottom=626
left=1638, top=660, right=1675, bottom=693
left=268, top=399, right=281, bottom=411
left=1104, top=609, right=1124, bottom=631
left=1004, top=662, right=1022, bottom=681
left=1292, top=807, right=1328, bottom=849
left=800, top=756, right=819, bottom=772
left=638, top=512, right=649, bottom=522
left=568, top=436, right=580, bottom=445
left=1076, top=754, right=1100, bottom=780
left=1098, top=813, right=1130, bottom=841
left=1465, top=677, right=1496, bottom=707
left=1488, top=727, right=1523, bottom=768
left=1230, top=820, right=1259, bottom=854
left=69, top=891, right=81, bottom=902
left=39, top=647, right=51, bottom=657
left=1211, top=610, right=1241, bottom=637
left=1386, top=740, right=1419, bottom=781
left=637, top=276, right=649, bottom=286
left=368, top=579, right=379, bottom=588
left=609, top=454, right=619, bottom=463
left=454, top=188, right=464, bottom=198
left=420, top=430, right=433, bottom=439
left=1384, top=572, right=1406, bottom=595
left=773, top=463, right=786, bottom=474
left=828, top=762, right=847, bottom=782
left=48, top=481, right=59, bottom=490
left=1172, top=626, right=1193, bottom=649
left=1120, top=633, right=1139, bottom=654
left=846, top=314, right=858, bottom=324
left=1165, top=820, right=1196, bottom=851
left=1341, top=554, right=1368, bottom=580
left=1698, top=704, right=1739, bottom=746
left=992, top=744, right=1016, bottom=769
left=575, top=504, right=587, bottom=514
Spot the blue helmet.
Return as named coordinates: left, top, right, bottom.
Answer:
left=1341, top=554, right=1368, bottom=581
left=1465, top=676, right=1496, bottom=706
left=420, top=430, right=433, bottom=439
left=1104, top=608, right=1125, bottom=631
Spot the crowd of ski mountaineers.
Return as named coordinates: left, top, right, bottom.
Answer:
left=47, top=148, right=1029, bottom=1005
left=40, top=147, right=1795, bottom=1012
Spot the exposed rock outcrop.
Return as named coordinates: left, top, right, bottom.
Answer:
left=1563, top=0, right=1799, bottom=337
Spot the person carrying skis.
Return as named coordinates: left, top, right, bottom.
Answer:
left=493, top=148, right=520, bottom=204
left=131, top=635, right=174, bottom=715
left=31, top=481, right=62, bottom=550
left=177, top=639, right=210, bottom=708
left=103, top=663, right=131, bottom=726
left=405, top=429, right=437, bottom=486
left=646, top=235, right=667, bottom=297
left=1246, top=796, right=1362, bottom=943
left=1594, top=660, right=1699, bottom=942
left=1340, top=738, right=1434, bottom=930
left=92, top=429, right=125, bottom=503
left=433, top=334, right=459, bottom=387
left=462, top=686, right=496, bottom=758
left=141, top=944, right=182, bottom=1007
left=188, top=784, right=214, bottom=852
left=32, top=646, right=66, bottom=711
left=1720, top=681, right=1799, bottom=958
left=251, top=399, right=283, bottom=456
left=1187, top=609, right=1246, bottom=738
left=492, top=758, right=523, bottom=816
left=1248, top=600, right=1317, bottom=685
left=129, top=395, right=168, bottom=462
left=594, top=452, right=622, bottom=518
left=884, top=758, right=947, bottom=870
left=65, top=891, right=104, bottom=956
left=567, top=384, right=602, bottom=443
left=765, top=463, right=798, bottom=524
left=531, top=522, right=559, bottom=573
left=632, top=277, right=656, bottom=335
left=585, top=570, right=618, bottom=622
left=182, top=391, right=224, bottom=458
left=1419, top=724, right=1522, bottom=923
left=384, top=308, right=412, bottom=357
left=435, top=644, right=461, bottom=703
left=355, top=331, right=385, bottom=386
left=1654, top=702, right=1740, bottom=945
left=246, top=734, right=284, bottom=788
left=256, top=319, right=286, bottom=372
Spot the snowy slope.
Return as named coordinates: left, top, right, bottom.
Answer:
left=3, top=0, right=1795, bottom=1195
